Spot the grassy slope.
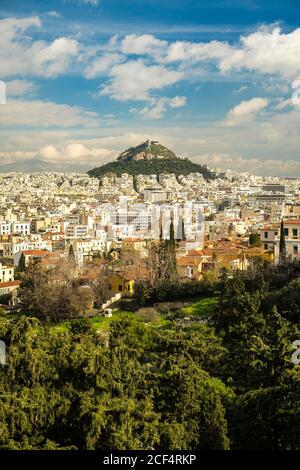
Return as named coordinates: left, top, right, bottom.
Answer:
left=180, top=296, right=218, bottom=318
left=50, top=296, right=218, bottom=334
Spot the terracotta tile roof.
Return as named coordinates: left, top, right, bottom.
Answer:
left=0, top=281, right=21, bottom=288
left=284, top=219, right=300, bottom=225
left=23, top=250, right=49, bottom=256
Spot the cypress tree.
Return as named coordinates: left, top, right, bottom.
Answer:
left=18, top=252, right=26, bottom=273
left=182, top=219, right=186, bottom=241
left=279, top=220, right=286, bottom=264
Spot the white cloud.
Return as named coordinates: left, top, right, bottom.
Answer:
left=193, top=153, right=300, bottom=177
left=85, top=53, right=124, bottom=78
left=121, top=34, right=167, bottom=58
left=131, top=95, right=187, bottom=119
left=39, top=143, right=113, bottom=164
left=165, top=26, right=300, bottom=79
left=0, top=16, right=79, bottom=79
left=46, top=11, right=62, bottom=18
left=0, top=100, right=100, bottom=127
left=234, top=85, right=248, bottom=94
left=33, top=37, right=79, bottom=78
left=6, top=80, right=38, bottom=98
left=100, top=60, right=184, bottom=101
left=169, top=96, right=187, bottom=108
left=221, top=97, right=269, bottom=126
left=219, top=26, right=300, bottom=78
left=66, top=0, right=99, bottom=5
left=82, top=0, right=99, bottom=4
left=166, top=39, right=231, bottom=63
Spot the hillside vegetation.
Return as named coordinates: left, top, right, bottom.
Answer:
left=88, top=140, right=214, bottom=180
left=88, top=158, right=213, bottom=180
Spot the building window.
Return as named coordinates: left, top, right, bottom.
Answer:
left=293, top=246, right=299, bottom=255
left=293, top=229, right=298, bottom=238
left=264, top=232, right=268, bottom=238
left=264, top=244, right=268, bottom=250
left=284, top=228, right=289, bottom=236
left=118, top=285, right=123, bottom=292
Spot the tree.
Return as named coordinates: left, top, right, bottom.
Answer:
left=279, top=220, right=287, bottom=264
left=249, top=233, right=261, bottom=247
left=212, top=273, right=291, bottom=392
left=68, top=244, right=76, bottom=268
left=18, top=260, right=49, bottom=314
left=19, top=260, right=95, bottom=320
left=181, top=219, right=186, bottom=241
left=17, top=253, right=26, bottom=274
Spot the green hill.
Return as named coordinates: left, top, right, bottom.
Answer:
left=88, top=140, right=214, bottom=180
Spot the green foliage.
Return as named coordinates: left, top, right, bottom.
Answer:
left=1, top=263, right=300, bottom=450
left=265, top=278, right=300, bottom=324
left=17, top=253, right=26, bottom=275
left=88, top=158, right=214, bottom=180
left=0, top=315, right=230, bottom=450
left=279, top=219, right=287, bottom=264
left=249, top=233, right=261, bottom=247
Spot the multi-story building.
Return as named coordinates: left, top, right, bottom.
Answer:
left=0, top=262, right=14, bottom=282
left=0, top=222, right=11, bottom=236
left=262, top=220, right=300, bottom=260
left=12, top=221, right=31, bottom=236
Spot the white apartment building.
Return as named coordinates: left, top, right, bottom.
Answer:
left=3, top=240, right=52, bottom=265
left=66, top=224, right=89, bottom=238
left=72, top=238, right=107, bottom=268
left=260, top=225, right=280, bottom=251
left=280, top=220, right=300, bottom=259
left=0, top=262, right=14, bottom=283
left=0, top=222, right=11, bottom=236
left=262, top=220, right=300, bottom=260
left=12, top=221, right=31, bottom=236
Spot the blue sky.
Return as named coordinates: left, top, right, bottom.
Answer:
left=0, top=0, right=300, bottom=175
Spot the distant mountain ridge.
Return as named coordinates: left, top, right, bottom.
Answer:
left=0, top=159, right=94, bottom=173
left=88, top=141, right=214, bottom=180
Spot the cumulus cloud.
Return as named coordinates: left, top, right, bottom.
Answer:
left=85, top=53, right=124, bottom=78
left=33, top=37, right=79, bottom=78
left=121, top=34, right=167, bottom=59
left=221, top=97, right=269, bottom=126
left=169, top=96, right=187, bottom=108
left=0, top=16, right=79, bottom=79
left=0, top=100, right=100, bottom=127
left=6, top=80, right=38, bottom=98
left=192, top=153, right=300, bottom=177
left=132, top=95, right=187, bottom=119
left=39, top=143, right=114, bottom=164
left=165, top=26, right=300, bottom=79
left=219, top=26, right=300, bottom=78
left=99, top=60, right=184, bottom=101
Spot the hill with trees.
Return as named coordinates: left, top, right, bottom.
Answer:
left=88, top=140, right=214, bottom=180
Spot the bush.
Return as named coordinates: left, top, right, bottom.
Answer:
left=136, top=307, right=160, bottom=323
